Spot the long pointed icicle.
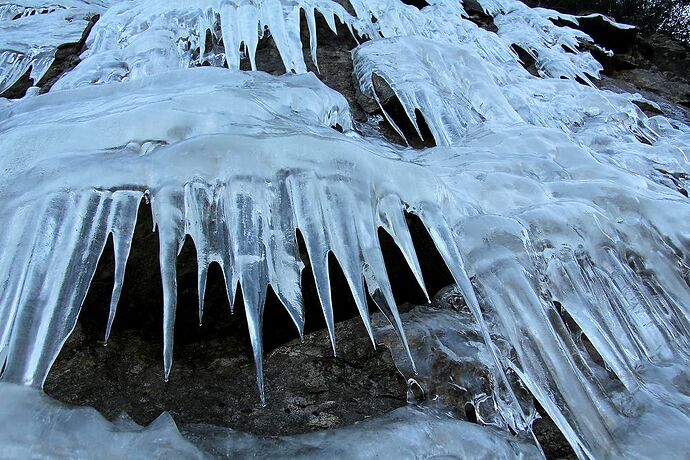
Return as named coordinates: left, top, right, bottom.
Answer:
left=152, top=190, right=186, bottom=383
left=376, top=196, right=429, bottom=302
left=104, top=194, right=140, bottom=344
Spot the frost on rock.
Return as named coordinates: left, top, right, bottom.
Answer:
left=1, top=0, right=690, bottom=458
left=0, top=1, right=108, bottom=94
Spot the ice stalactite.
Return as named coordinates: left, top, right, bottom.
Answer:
left=490, top=4, right=603, bottom=82
left=52, top=0, right=368, bottom=89
left=0, top=68, right=447, bottom=403
left=353, top=34, right=687, bottom=187
left=354, top=36, right=523, bottom=145
left=400, top=125, right=690, bottom=457
left=51, top=0, right=600, bottom=91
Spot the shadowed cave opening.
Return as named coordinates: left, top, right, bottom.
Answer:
left=44, top=198, right=455, bottom=435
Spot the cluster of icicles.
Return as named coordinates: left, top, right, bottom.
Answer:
left=1, top=0, right=690, bottom=458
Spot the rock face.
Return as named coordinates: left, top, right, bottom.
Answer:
left=45, top=309, right=407, bottom=435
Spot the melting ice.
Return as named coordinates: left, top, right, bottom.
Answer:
left=1, top=0, right=690, bottom=458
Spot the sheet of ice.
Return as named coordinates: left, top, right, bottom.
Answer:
left=0, top=383, right=206, bottom=459
left=0, top=383, right=542, bottom=459
left=182, top=405, right=542, bottom=459
left=0, top=1, right=108, bottom=94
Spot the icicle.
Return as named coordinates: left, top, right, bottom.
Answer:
left=152, top=189, right=186, bottom=382
left=105, top=192, right=141, bottom=344
left=376, top=195, right=429, bottom=301
left=289, top=178, right=337, bottom=354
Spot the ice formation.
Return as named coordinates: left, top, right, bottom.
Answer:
left=0, top=1, right=109, bottom=94
left=52, top=0, right=368, bottom=89
left=1, top=0, right=690, bottom=458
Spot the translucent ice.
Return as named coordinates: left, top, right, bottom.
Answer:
left=2, top=0, right=690, bottom=458
left=53, top=0, right=599, bottom=90
left=0, top=383, right=205, bottom=459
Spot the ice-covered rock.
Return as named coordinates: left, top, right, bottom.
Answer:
left=1, top=0, right=690, bottom=458
left=0, top=1, right=109, bottom=94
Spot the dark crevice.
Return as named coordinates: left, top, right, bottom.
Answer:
left=400, top=0, right=429, bottom=9
left=464, top=403, right=478, bottom=424
left=298, top=9, right=370, bottom=122
left=531, top=399, right=578, bottom=460
left=552, top=301, right=608, bottom=371
left=240, top=31, right=287, bottom=75
left=332, top=0, right=356, bottom=16
left=575, top=75, right=596, bottom=86
left=0, top=66, right=33, bottom=99
left=511, top=45, right=540, bottom=77
left=561, top=44, right=577, bottom=55
left=633, top=100, right=664, bottom=117
left=656, top=168, right=689, bottom=198
left=378, top=227, right=428, bottom=307
left=465, top=7, right=498, bottom=33
left=405, top=212, right=455, bottom=296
